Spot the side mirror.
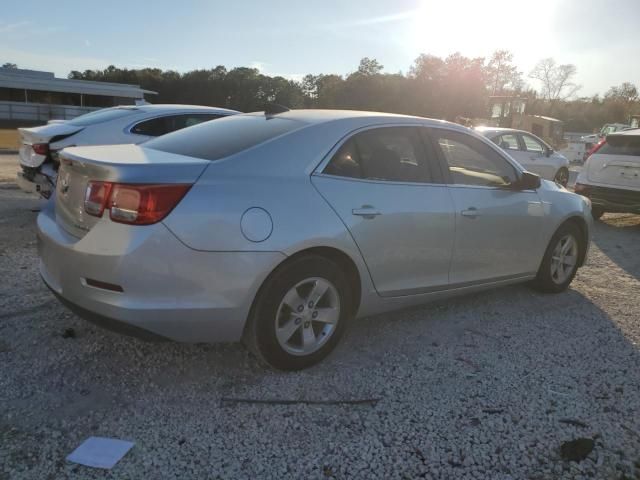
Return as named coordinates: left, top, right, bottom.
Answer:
left=511, top=171, right=541, bottom=190
left=545, top=147, right=553, bottom=157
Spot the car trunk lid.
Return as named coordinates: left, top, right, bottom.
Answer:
left=55, top=144, right=209, bottom=238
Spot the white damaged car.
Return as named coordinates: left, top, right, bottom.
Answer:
left=17, top=104, right=239, bottom=197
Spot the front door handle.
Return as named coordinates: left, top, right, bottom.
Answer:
left=461, top=207, right=480, bottom=218
left=352, top=206, right=381, bottom=219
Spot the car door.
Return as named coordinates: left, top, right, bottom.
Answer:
left=520, top=133, right=555, bottom=180
left=493, top=132, right=530, bottom=168
left=427, top=127, right=546, bottom=285
left=312, top=125, right=455, bottom=297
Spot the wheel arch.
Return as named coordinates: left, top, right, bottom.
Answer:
left=245, top=246, right=363, bottom=337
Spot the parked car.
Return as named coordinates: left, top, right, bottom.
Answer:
left=17, top=104, right=239, bottom=197
left=580, top=123, right=632, bottom=144
left=476, top=127, right=571, bottom=186
left=575, top=129, right=640, bottom=219
left=38, top=109, right=592, bottom=370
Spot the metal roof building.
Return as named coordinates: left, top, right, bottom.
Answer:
left=0, top=67, right=156, bottom=125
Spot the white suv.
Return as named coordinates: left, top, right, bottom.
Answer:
left=575, top=129, right=640, bottom=219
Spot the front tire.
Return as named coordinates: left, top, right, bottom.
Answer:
left=531, top=222, right=583, bottom=293
left=591, top=206, right=605, bottom=220
left=554, top=167, right=569, bottom=187
left=243, top=255, right=353, bottom=370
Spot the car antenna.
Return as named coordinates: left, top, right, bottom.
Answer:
left=264, top=103, right=290, bottom=116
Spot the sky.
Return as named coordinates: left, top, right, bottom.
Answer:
left=1, top=0, right=639, bottom=96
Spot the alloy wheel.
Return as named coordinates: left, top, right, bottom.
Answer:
left=275, top=277, right=341, bottom=356
left=550, top=234, right=578, bottom=284
left=555, top=169, right=569, bottom=187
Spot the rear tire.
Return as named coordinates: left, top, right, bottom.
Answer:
left=554, top=167, right=569, bottom=187
left=531, top=222, right=583, bottom=293
left=591, top=206, right=605, bottom=220
left=243, top=254, right=353, bottom=370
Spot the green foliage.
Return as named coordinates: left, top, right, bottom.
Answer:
left=67, top=53, right=638, bottom=131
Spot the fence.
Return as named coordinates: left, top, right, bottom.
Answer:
left=0, top=101, right=98, bottom=123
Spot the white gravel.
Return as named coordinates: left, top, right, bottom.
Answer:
left=1, top=163, right=640, bottom=479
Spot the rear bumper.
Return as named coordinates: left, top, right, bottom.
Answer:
left=16, top=165, right=54, bottom=196
left=575, top=183, right=640, bottom=213
left=37, top=200, right=285, bottom=343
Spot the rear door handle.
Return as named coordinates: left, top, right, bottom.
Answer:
left=352, top=206, right=381, bottom=219
left=461, top=207, right=480, bottom=218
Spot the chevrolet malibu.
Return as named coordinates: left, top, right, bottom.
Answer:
left=38, top=109, right=593, bottom=370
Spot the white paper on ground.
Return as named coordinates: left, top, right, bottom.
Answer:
left=66, top=436, right=135, bottom=469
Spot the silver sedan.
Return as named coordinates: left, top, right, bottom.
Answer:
left=476, top=127, right=571, bottom=186
left=37, top=109, right=593, bottom=370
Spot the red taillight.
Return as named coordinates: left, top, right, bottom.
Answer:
left=84, top=181, right=191, bottom=225
left=584, top=139, right=605, bottom=161
left=84, top=181, right=113, bottom=217
left=32, top=143, right=49, bottom=155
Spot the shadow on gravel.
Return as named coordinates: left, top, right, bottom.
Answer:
left=592, top=213, right=640, bottom=280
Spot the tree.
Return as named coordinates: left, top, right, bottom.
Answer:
left=605, top=82, right=638, bottom=104
left=529, top=58, right=581, bottom=112
left=409, top=54, right=445, bottom=82
left=355, top=57, right=383, bottom=76
left=2, top=62, right=17, bottom=69
left=485, top=50, right=522, bottom=95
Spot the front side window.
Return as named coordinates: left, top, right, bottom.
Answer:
left=433, top=129, right=517, bottom=187
left=494, top=134, right=520, bottom=151
left=521, top=134, right=545, bottom=154
left=323, top=127, right=432, bottom=183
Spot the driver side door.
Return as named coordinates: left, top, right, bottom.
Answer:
left=427, top=127, right=546, bottom=285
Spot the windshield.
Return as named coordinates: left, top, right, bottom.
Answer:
left=68, top=107, right=138, bottom=126
left=145, top=114, right=306, bottom=160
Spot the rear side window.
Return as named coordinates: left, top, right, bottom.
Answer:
left=145, top=115, right=304, bottom=160
left=599, top=135, right=640, bottom=156
left=131, top=114, right=223, bottom=137
left=69, top=108, right=138, bottom=126
left=131, top=117, right=167, bottom=136
left=324, top=139, right=362, bottom=178
left=323, top=127, right=433, bottom=183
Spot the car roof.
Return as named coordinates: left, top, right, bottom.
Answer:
left=135, top=104, right=240, bottom=115
left=242, top=109, right=462, bottom=128
left=475, top=126, right=522, bottom=135
left=608, top=127, right=640, bottom=137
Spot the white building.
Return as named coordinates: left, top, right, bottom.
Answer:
left=0, top=67, right=156, bottom=125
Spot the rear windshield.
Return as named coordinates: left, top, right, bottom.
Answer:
left=145, top=114, right=305, bottom=161
left=68, top=107, right=138, bottom=126
left=599, top=134, right=640, bottom=156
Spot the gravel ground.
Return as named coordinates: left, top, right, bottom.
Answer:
left=1, top=155, right=640, bottom=479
